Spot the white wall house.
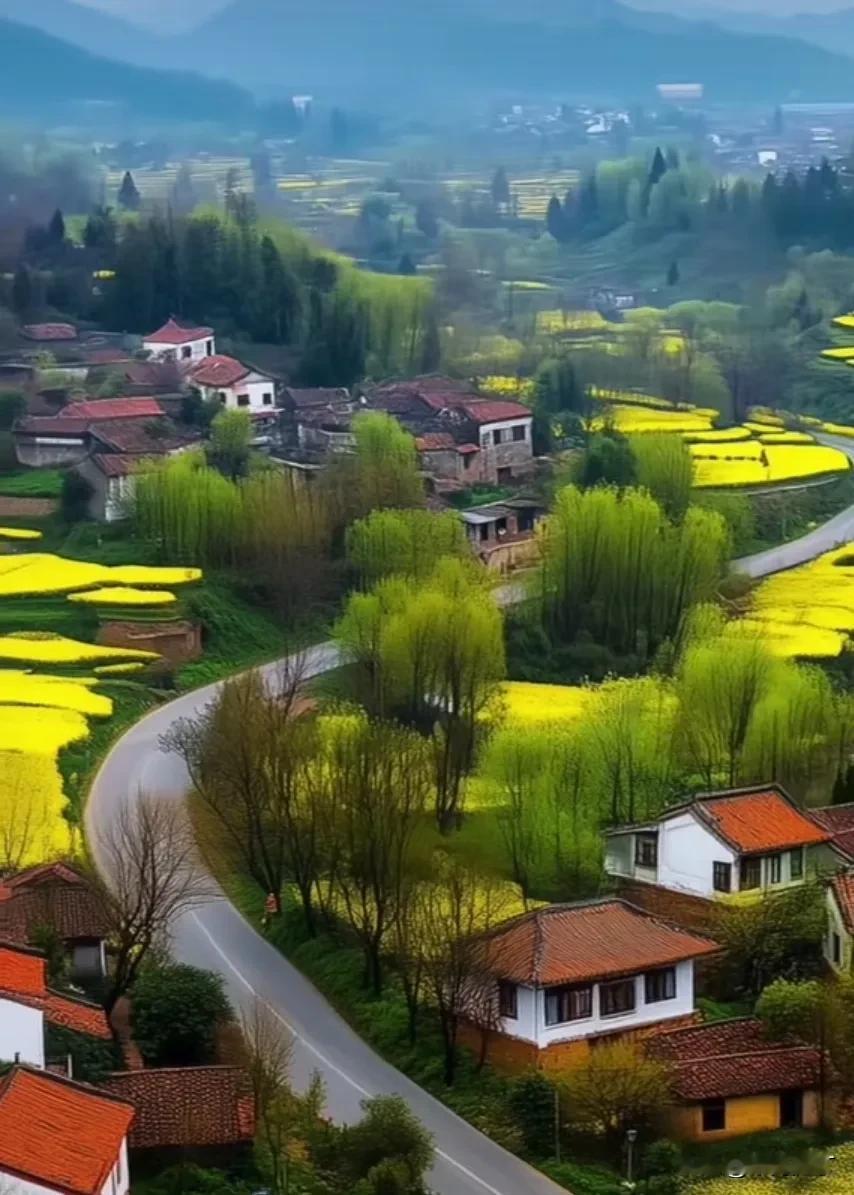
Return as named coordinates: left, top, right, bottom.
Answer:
left=143, top=318, right=215, bottom=363
left=0, top=1068, right=133, bottom=1195
left=477, top=898, right=718, bottom=1056
left=187, top=355, right=276, bottom=414
left=825, top=871, right=854, bottom=973
left=605, top=785, right=834, bottom=900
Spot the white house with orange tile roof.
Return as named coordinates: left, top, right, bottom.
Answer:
left=605, top=784, right=836, bottom=899
left=473, top=898, right=718, bottom=1057
left=0, top=942, right=110, bottom=1068
left=0, top=1066, right=133, bottom=1195
left=143, top=318, right=215, bottom=363
left=186, top=354, right=277, bottom=414
left=825, top=870, right=854, bottom=973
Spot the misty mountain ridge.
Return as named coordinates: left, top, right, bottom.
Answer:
left=6, top=0, right=854, bottom=109
left=0, top=17, right=253, bottom=122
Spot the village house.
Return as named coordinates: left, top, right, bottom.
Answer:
left=605, top=785, right=836, bottom=902
left=0, top=941, right=111, bottom=1068
left=368, top=377, right=535, bottom=486
left=649, top=1018, right=823, bottom=1140
left=143, top=318, right=215, bottom=363
left=13, top=398, right=168, bottom=468
left=186, top=354, right=277, bottom=414
left=460, top=496, right=545, bottom=573
left=19, top=322, right=78, bottom=345
left=104, top=1067, right=255, bottom=1154
left=0, top=1066, right=134, bottom=1195
left=0, top=862, right=110, bottom=981
left=466, top=898, right=719, bottom=1073
left=824, top=870, right=854, bottom=973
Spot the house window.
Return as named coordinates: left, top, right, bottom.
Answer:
left=237, top=394, right=250, bottom=408
left=498, top=981, right=518, bottom=1020
left=634, top=833, right=658, bottom=869
left=497, top=467, right=512, bottom=484
left=740, top=857, right=761, bottom=891
left=790, top=848, right=804, bottom=879
left=493, top=429, right=503, bottom=446
left=644, top=967, right=676, bottom=1004
left=701, top=1100, right=726, bottom=1133
left=713, top=862, right=732, bottom=893
left=544, top=984, right=593, bottom=1026
left=600, top=979, right=636, bottom=1018
left=263, top=392, right=273, bottom=405
left=206, top=339, right=213, bottom=355
left=181, top=345, right=193, bottom=359
left=832, top=932, right=842, bottom=965
left=217, top=391, right=228, bottom=405
left=512, top=424, right=526, bottom=442
left=769, top=853, right=783, bottom=885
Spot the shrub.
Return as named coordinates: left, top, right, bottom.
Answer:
left=61, top=470, right=94, bottom=523
left=507, top=1070, right=558, bottom=1158
left=45, top=1024, right=121, bottom=1084
left=0, top=389, right=26, bottom=429
left=132, top=963, right=232, bottom=1066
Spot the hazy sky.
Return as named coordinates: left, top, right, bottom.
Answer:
left=76, top=0, right=851, bottom=23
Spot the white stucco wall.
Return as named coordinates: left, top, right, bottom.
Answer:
left=497, top=959, right=695, bottom=1047
left=201, top=373, right=275, bottom=412
left=0, top=998, right=44, bottom=1068
left=477, top=416, right=532, bottom=448
left=144, top=334, right=214, bottom=363
left=825, top=889, right=852, bottom=974
left=658, top=812, right=737, bottom=897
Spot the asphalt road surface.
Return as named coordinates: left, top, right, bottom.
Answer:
left=86, top=644, right=568, bottom=1195
left=733, top=432, right=854, bottom=578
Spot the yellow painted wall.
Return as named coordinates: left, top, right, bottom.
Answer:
left=666, top=1091, right=820, bottom=1142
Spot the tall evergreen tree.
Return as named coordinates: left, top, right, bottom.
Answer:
left=11, top=264, right=32, bottom=316
left=667, top=260, right=680, bottom=287
left=491, top=166, right=511, bottom=208
left=117, top=171, right=141, bottom=212
left=546, top=195, right=567, bottom=242
left=48, top=209, right=66, bottom=245
left=649, top=147, right=668, bottom=186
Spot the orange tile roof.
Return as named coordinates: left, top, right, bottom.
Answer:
left=831, top=871, right=854, bottom=933
left=810, top=803, right=854, bottom=861
left=144, top=318, right=213, bottom=345
left=0, top=941, right=45, bottom=996
left=479, top=899, right=719, bottom=987
left=0, top=941, right=110, bottom=1038
left=649, top=1017, right=822, bottom=1101
left=0, top=1067, right=133, bottom=1195
left=699, top=788, right=830, bottom=854
left=104, top=1067, right=255, bottom=1149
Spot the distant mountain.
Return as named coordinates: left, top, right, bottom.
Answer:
left=188, top=0, right=854, bottom=104
left=0, top=17, right=254, bottom=122
left=0, top=0, right=164, bottom=64
left=74, top=0, right=229, bottom=34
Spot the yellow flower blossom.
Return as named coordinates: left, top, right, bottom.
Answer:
left=692, top=445, right=849, bottom=488
left=0, top=528, right=43, bottom=541
left=68, top=587, right=178, bottom=606
left=0, top=633, right=157, bottom=667
left=0, top=670, right=112, bottom=717
left=0, top=554, right=201, bottom=598
left=501, top=681, right=594, bottom=726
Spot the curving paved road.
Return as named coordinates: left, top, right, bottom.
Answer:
left=86, top=435, right=854, bottom=1194
left=86, top=645, right=567, bottom=1195
left=733, top=432, right=854, bottom=578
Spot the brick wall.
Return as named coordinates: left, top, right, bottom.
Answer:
left=97, top=621, right=202, bottom=667
left=616, top=878, right=718, bottom=934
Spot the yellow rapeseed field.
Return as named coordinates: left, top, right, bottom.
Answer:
left=0, top=528, right=43, bottom=541
left=820, top=346, right=854, bottom=360
left=687, top=1142, right=854, bottom=1193
left=746, top=544, right=854, bottom=658
left=758, top=431, right=816, bottom=444
left=502, top=681, right=594, bottom=726
left=683, top=427, right=752, bottom=443
left=93, top=662, right=147, bottom=676
left=0, top=554, right=201, bottom=597
left=595, top=405, right=715, bottom=435
left=480, top=376, right=536, bottom=401
left=822, top=422, right=854, bottom=439
left=0, top=633, right=157, bottom=667
left=68, top=587, right=178, bottom=606
left=693, top=444, right=849, bottom=488
left=536, top=309, right=611, bottom=335
left=0, top=670, right=113, bottom=717
left=833, top=314, right=854, bottom=329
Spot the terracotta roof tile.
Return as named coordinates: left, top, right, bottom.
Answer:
left=416, top=432, right=456, bottom=451
left=63, top=398, right=164, bottom=421
left=649, top=1018, right=822, bottom=1101
left=283, top=387, right=350, bottom=408
left=810, top=803, right=854, bottom=861
left=187, top=354, right=251, bottom=389
left=20, top=323, right=77, bottom=341
left=15, top=416, right=90, bottom=438
left=0, top=941, right=110, bottom=1038
left=89, top=419, right=195, bottom=456
left=0, top=863, right=110, bottom=944
left=0, top=1067, right=133, bottom=1195
left=104, top=1067, right=255, bottom=1149
left=479, top=898, right=719, bottom=987
left=91, top=453, right=146, bottom=479
left=831, top=871, right=854, bottom=933
left=700, top=789, right=830, bottom=854
left=144, top=318, right=213, bottom=345
left=459, top=400, right=532, bottom=424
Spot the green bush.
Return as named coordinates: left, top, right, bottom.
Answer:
left=132, top=963, right=232, bottom=1067
left=507, top=1071, right=558, bottom=1158
left=45, top=1024, right=121, bottom=1083
left=539, top=1159, right=623, bottom=1195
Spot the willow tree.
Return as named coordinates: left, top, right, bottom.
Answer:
left=335, top=558, right=505, bottom=830
left=538, top=485, right=728, bottom=658
left=631, top=433, right=694, bottom=523
left=346, top=508, right=468, bottom=587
